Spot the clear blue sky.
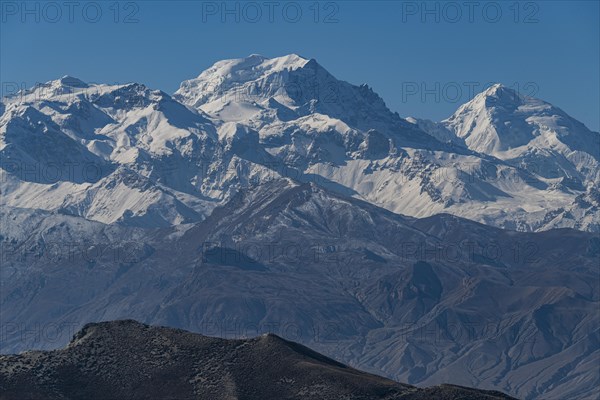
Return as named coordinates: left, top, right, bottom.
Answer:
left=2, top=0, right=599, bottom=130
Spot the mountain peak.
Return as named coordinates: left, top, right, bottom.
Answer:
left=174, top=54, right=315, bottom=109
left=462, top=83, right=526, bottom=110
left=2, top=76, right=92, bottom=103
left=482, top=83, right=509, bottom=94
left=442, top=82, right=600, bottom=178
left=68, top=319, right=148, bottom=347
left=196, top=53, right=311, bottom=80
left=268, top=53, right=311, bottom=71
left=2, top=319, right=519, bottom=400
left=58, top=75, right=89, bottom=88
left=174, top=54, right=420, bottom=137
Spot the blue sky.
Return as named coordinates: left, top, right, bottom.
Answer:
left=2, top=0, right=599, bottom=130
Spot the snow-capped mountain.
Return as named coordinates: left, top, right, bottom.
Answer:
left=176, top=54, right=599, bottom=232
left=424, top=83, right=600, bottom=192
left=443, top=84, right=599, bottom=186
left=2, top=54, right=598, bottom=231
left=0, top=76, right=285, bottom=227
left=174, top=53, right=436, bottom=148
left=412, top=83, right=600, bottom=231
left=2, top=56, right=600, bottom=399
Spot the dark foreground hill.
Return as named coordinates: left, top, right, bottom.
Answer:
left=0, top=320, right=516, bottom=400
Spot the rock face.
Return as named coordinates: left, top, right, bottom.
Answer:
left=0, top=320, right=516, bottom=400
left=1, top=181, right=598, bottom=400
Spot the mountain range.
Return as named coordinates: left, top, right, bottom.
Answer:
left=1, top=54, right=598, bottom=231
left=1, top=54, right=599, bottom=399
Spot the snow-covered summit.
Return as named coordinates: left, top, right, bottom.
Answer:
left=444, top=83, right=598, bottom=153
left=204, top=53, right=310, bottom=78
left=175, top=54, right=441, bottom=152
left=441, top=83, right=599, bottom=185
left=58, top=75, right=89, bottom=88
left=175, top=54, right=312, bottom=109
left=0, top=76, right=226, bottom=226
left=444, top=84, right=547, bottom=153
left=2, top=76, right=92, bottom=103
